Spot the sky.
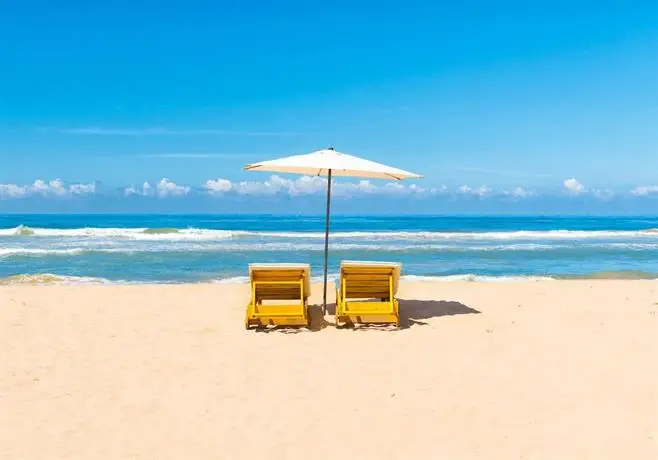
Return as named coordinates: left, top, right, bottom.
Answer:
left=1, top=1, right=658, bottom=214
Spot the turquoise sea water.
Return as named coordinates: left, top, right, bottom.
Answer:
left=2, top=214, right=658, bottom=284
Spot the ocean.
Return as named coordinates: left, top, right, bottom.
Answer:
left=2, top=214, right=658, bottom=284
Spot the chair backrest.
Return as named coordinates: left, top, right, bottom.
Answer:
left=340, top=261, right=401, bottom=299
left=249, top=263, right=311, bottom=300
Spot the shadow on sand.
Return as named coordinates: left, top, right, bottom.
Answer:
left=399, top=299, right=481, bottom=328
left=334, top=299, right=481, bottom=331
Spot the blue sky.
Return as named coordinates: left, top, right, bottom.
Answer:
left=1, top=1, right=658, bottom=213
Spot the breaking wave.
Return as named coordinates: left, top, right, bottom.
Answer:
left=141, top=227, right=182, bottom=234
left=3, top=271, right=653, bottom=285
left=3, top=226, right=658, bottom=241
left=274, top=229, right=658, bottom=240
left=0, top=248, right=87, bottom=257
left=0, top=273, right=113, bottom=285
left=402, top=274, right=556, bottom=282
left=0, top=226, right=240, bottom=240
left=214, top=271, right=658, bottom=283
left=215, top=274, right=556, bottom=283
left=12, top=225, right=35, bottom=236
left=5, top=242, right=658, bottom=259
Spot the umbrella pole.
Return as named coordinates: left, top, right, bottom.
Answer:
left=323, top=169, right=332, bottom=314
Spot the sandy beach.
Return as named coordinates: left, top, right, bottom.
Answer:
left=1, top=281, right=657, bottom=459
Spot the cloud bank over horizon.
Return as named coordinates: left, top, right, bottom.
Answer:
left=1, top=176, right=657, bottom=202
left=0, top=179, right=96, bottom=199
left=1, top=175, right=658, bottom=215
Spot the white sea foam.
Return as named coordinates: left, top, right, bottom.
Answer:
left=401, top=274, right=556, bottom=282
left=297, top=229, right=658, bottom=240
left=3, top=226, right=658, bottom=241
left=212, top=276, right=251, bottom=284
left=0, top=243, right=548, bottom=257
left=213, top=274, right=339, bottom=284
left=593, top=242, right=658, bottom=250
left=0, top=226, right=242, bottom=240
left=0, top=273, right=113, bottom=285
left=4, top=241, right=658, bottom=258
left=213, top=274, right=555, bottom=284
left=0, top=248, right=87, bottom=257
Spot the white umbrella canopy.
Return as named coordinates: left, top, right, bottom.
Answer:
left=245, top=148, right=422, bottom=180
left=244, top=147, right=422, bottom=312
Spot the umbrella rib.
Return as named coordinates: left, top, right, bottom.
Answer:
left=385, top=173, right=404, bottom=180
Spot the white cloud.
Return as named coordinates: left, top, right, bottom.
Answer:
left=458, top=185, right=491, bottom=197
left=429, top=185, right=448, bottom=195
left=124, top=182, right=153, bottom=197
left=125, top=178, right=189, bottom=198
left=125, top=179, right=189, bottom=198
left=30, top=179, right=63, bottom=195
left=332, top=180, right=382, bottom=197
left=232, top=176, right=287, bottom=196
left=29, top=180, right=46, bottom=193
left=200, top=175, right=430, bottom=198
left=504, top=186, right=533, bottom=198
left=0, top=183, right=28, bottom=199
left=384, top=182, right=406, bottom=193
left=591, top=188, right=615, bottom=200
left=563, top=178, right=585, bottom=194
left=7, top=176, right=657, bottom=204
left=380, top=182, right=430, bottom=195
left=204, top=178, right=233, bottom=194
left=227, top=175, right=322, bottom=196
left=0, top=179, right=95, bottom=199
left=124, top=186, right=138, bottom=196
left=2, top=175, right=430, bottom=201
left=287, top=176, right=327, bottom=195
left=155, top=178, right=190, bottom=197
left=68, top=182, right=95, bottom=195
left=630, top=185, right=658, bottom=196
left=477, top=186, right=492, bottom=196
left=355, top=180, right=377, bottom=193
left=232, top=181, right=274, bottom=195
left=563, top=179, right=615, bottom=199
left=51, top=179, right=68, bottom=195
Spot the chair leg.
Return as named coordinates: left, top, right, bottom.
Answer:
left=304, top=299, right=310, bottom=328
left=394, top=299, right=400, bottom=327
left=335, top=288, right=340, bottom=326
left=245, top=303, right=252, bottom=329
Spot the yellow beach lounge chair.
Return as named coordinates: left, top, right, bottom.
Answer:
left=245, top=263, right=311, bottom=329
left=335, top=261, right=401, bottom=327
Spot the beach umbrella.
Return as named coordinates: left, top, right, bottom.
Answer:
left=245, top=147, right=422, bottom=311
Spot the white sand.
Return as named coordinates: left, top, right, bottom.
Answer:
left=1, top=281, right=657, bottom=459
